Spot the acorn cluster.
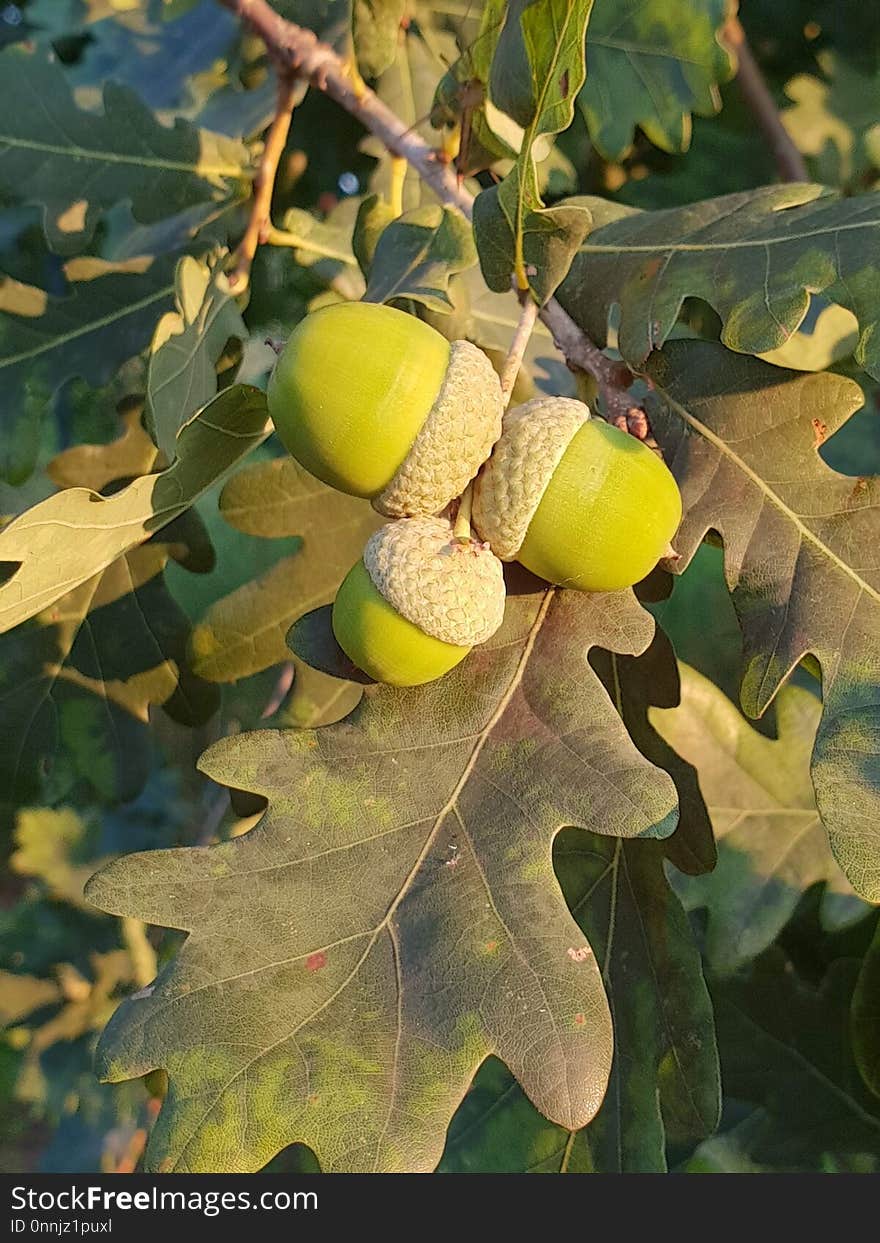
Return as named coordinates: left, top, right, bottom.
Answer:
left=267, top=301, right=681, bottom=687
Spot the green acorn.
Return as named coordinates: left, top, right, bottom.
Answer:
left=473, top=397, right=682, bottom=591
left=268, top=301, right=503, bottom=518
left=332, top=516, right=506, bottom=686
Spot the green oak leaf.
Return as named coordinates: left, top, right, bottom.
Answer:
left=653, top=664, right=866, bottom=975
left=67, top=1, right=239, bottom=114
left=0, top=256, right=178, bottom=484
left=474, top=0, right=594, bottom=302
left=145, top=253, right=247, bottom=461
left=87, top=588, right=678, bottom=1172
left=556, top=185, right=880, bottom=378
left=441, top=626, right=719, bottom=1172
left=578, top=0, right=734, bottom=161
left=0, top=533, right=218, bottom=804
left=781, top=51, right=880, bottom=191
left=364, top=204, right=477, bottom=311
left=368, top=23, right=462, bottom=212
left=644, top=341, right=880, bottom=900
left=352, top=0, right=407, bottom=78
left=0, top=47, right=252, bottom=254
left=852, top=921, right=880, bottom=1100
left=712, top=950, right=880, bottom=1168
left=0, top=386, right=270, bottom=634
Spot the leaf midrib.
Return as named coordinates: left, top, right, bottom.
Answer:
left=1, top=282, right=175, bottom=371
left=170, top=590, right=557, bottom=1170
left=579, top=218, right=880, bottom=254
left=0, top=133, right=245, bottom=179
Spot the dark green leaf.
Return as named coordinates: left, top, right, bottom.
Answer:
left=0, top=47, right=252, bottom=254
left=579, top=0, right=733, bottom=160
left=68, top=1, right=238, bottom=113
left=0, top=536, right=218, bottom=804
left=0, top=256, right=177, bottom=484
left=557, top=186, right=880, bottom=379
left=712, top=951, right=880, bottom=1168
left=364, top=204, right=476, bottom=311
left=145, top=254, right=247, bottom=461
left=852, top=922, right=880, bottom=1099
left=474, top=187, right=592, bottom=305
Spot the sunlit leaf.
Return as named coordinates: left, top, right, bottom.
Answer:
left=88, top=588, right=678, bottom=1172
left=474, top=0, right=594, bottom=301
left=352, top=0, right=407, bottom=78
left=644, top=341, right=880, bottom=900
left=189, top=456, right=380, bottom=682
left=0, top=385, right=269, bottom=634
left=653, top=664, right=867, bottom=974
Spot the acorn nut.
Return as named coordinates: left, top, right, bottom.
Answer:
left=268, top=301, right=503, bottom=518
left=332, top=516, right=506, bottom=686
left=473, top=397, right=682, bottom=592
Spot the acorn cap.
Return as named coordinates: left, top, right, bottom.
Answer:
left=374, top=341, right=503, bottom=518
left=472, top=397, right=590, bottom=559
left=363, top=516, right=506, bottom=646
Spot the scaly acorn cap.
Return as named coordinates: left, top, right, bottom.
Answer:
left=363, top=516, right=506, bottom=647
left=472, top=396, right=589, bottom=559
left=374, top=340, right=503, bottom=518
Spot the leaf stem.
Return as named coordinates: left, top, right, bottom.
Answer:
left=723, top=15, right=808, bottom=183
left=264, top=226, right=358, bottom=265
left=389, top=156, right=407, bottom=218
left=229, top=73, right=299, bottom=292
left=499, top=293, right=539, bottom=407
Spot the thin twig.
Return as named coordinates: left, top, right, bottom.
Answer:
left=217, top=0, right=623, bottom=407
left=229, top=72, right=299, bottom=291
left=539, top=299, right=650, bottom=437
left=723, top=15, right=808, bottom=183
left=499, top=294, right=539, bottom=406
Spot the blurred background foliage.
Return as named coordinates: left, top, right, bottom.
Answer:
left=1, top=0, right=879, bottom=1173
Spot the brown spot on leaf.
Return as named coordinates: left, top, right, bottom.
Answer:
left=560, top=69, right=570, bottom=97
left=574, top=1013, right=586, bottom=1027
left=306, top=951, right=327, bottom=972
left=812, top=418, right=828, bottom=448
